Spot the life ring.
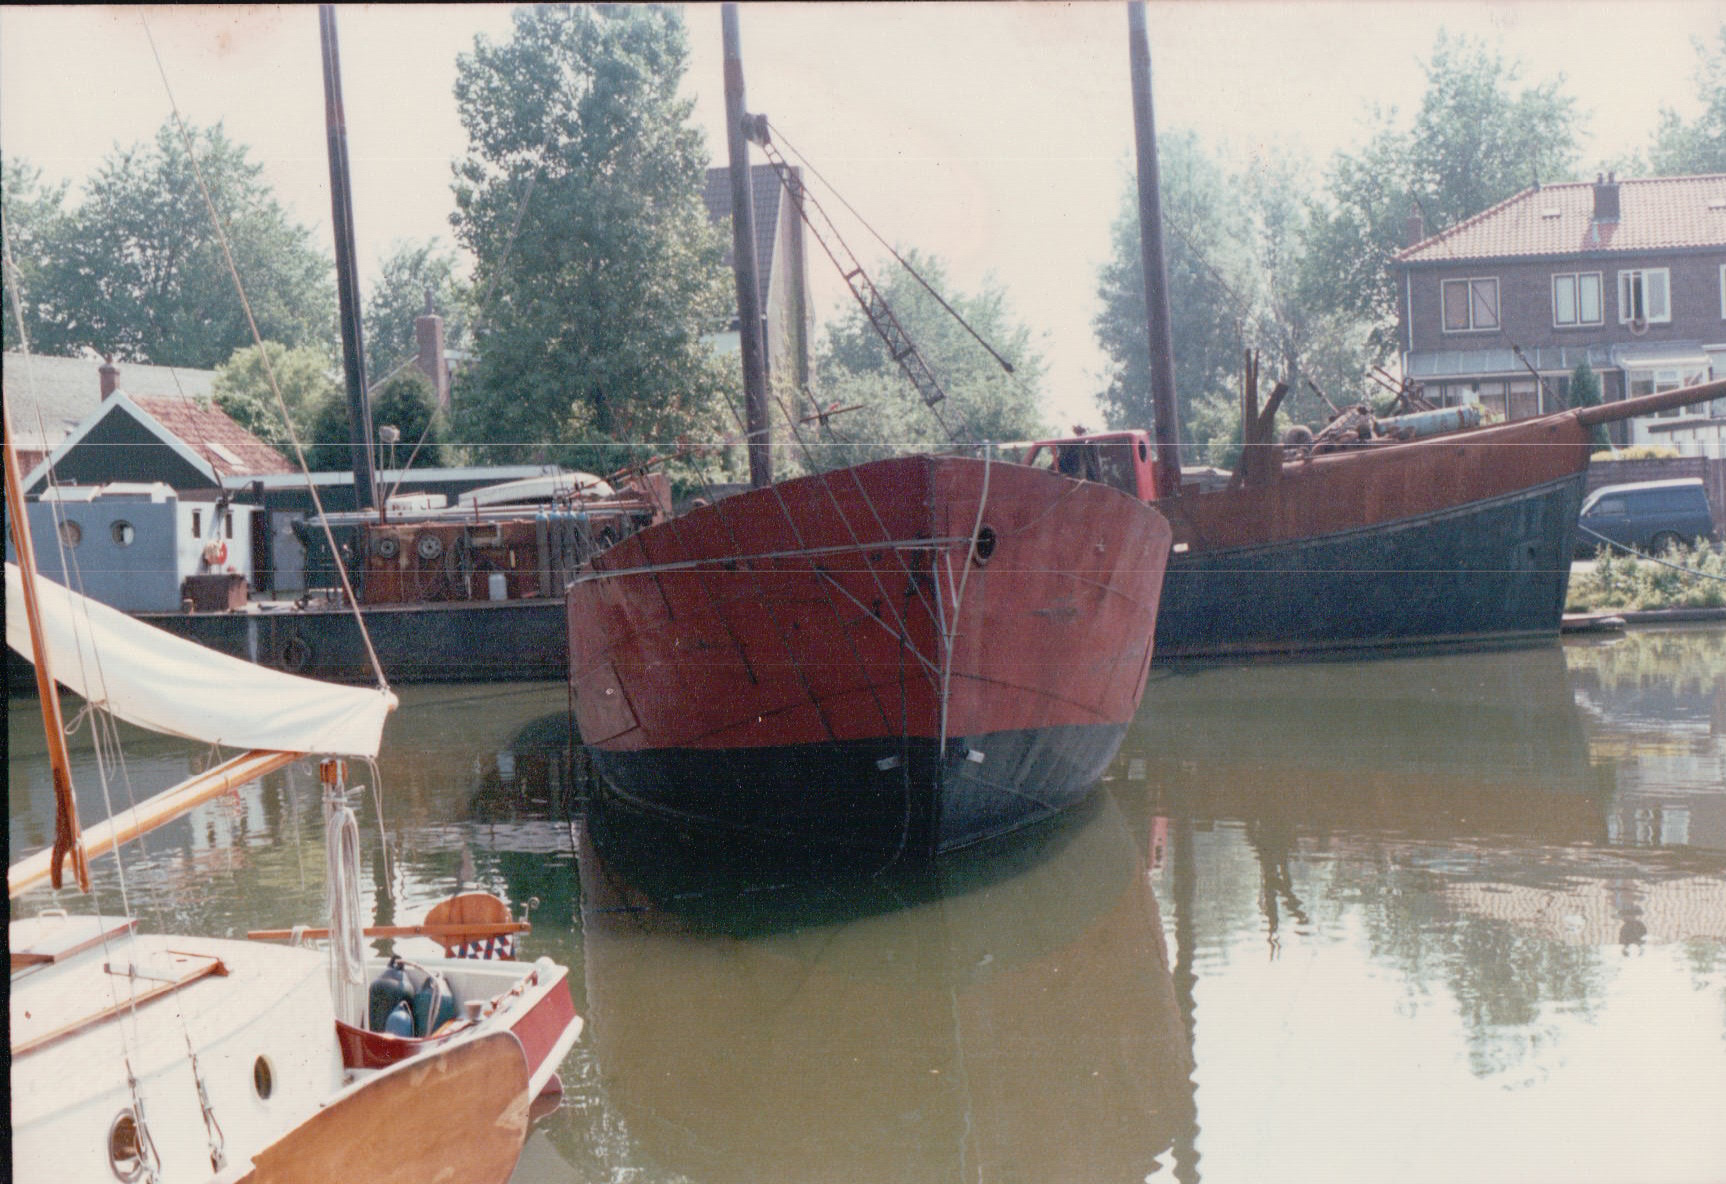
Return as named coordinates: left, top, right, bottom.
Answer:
left=202, top=540, right=229, bottom=566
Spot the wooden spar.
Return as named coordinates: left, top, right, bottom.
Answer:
left=1127, top=1, right=1183, bottom=499
left=722, top=3, right=773, bottom=489
left=246, top=921, right=531, bottom=943
left=8, top=749, right=299, bottom=899
left=319, top=4, right=377, bottom=512
left=3, top=402, right=89, bottom=893
left=1572, top=376, right=1726, bottom=426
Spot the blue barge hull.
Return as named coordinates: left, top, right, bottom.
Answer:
left=1154, top=472, right=1589, bottom=660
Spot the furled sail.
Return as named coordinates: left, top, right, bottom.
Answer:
left=5, top=562, right=396, bottom=758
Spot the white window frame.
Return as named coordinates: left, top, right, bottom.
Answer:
left=1441, top=276, right=1500, bottom=334
left=1617, top=268, right=1672, bottom=325
left=1719, top=263, right=1725, bottom=319
left=1552, top=271, right=1603, bottom=328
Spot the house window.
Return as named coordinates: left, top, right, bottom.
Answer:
left=1553, top=272, right=1603, bottom=327
left=1442, top=277, right=1500, bottom=332
left=1719, top=263, right=1725, bottom=319
left=1628, top=366, right=1707, bottom=417
left=1617, top=268, right=1671, bottom=326
left=191, top=510, right=201, bottom=538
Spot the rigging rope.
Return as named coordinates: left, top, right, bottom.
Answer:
left=1578, top=525, right=1726, bottom=583
left=142, top=14, right=391, bottom=694
left=324, top=767, right=369, bottom=1029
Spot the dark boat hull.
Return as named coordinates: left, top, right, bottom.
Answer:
left=133, top=597, right=568, bottom=683
left=1152, top=409, right=1595, bottom=660
left=1157, top=471, right=1587, bottom=659
left=568, top=454, right=1172, bottom=858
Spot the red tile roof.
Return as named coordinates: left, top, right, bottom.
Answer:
left=1396, top=174, right=1726, bottom=264
left=130, top=394, right=295, bottom=477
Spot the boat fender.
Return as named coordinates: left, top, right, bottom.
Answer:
left=367, top=955, right=413, bottom=1032
left=383, top=1000, right=416, bottom=1038
left=411, top=968, right=458, bottom=1037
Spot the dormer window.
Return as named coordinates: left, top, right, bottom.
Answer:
left=1618, top=268, right=1671, bottom=326
left=1441, top=277, right=1499, bottom=333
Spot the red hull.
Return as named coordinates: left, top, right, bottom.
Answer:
left=567, top=454, right=1172, bottom=853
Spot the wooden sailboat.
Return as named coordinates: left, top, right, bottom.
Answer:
left=8, top=14, right=579, bottom=1175
left=566, top=5, right=1174, bottom=859
left=7, top=406, right=581, bottom=1182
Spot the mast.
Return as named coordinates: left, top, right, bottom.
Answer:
left=320, top=4, right=378, bottom=512
left=722, top=2, right=773, bottom=489
left=3, top=403, right=90, bottom=892
left=1127, top=2, right=1183, bottom=499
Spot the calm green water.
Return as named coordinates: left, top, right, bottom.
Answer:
left=10, top=627, right=1726, bottom=1183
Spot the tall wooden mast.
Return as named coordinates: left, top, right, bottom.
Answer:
left=722, top=2, right=774, bottom=489
left=1127, top=2, right=1184, bottom=499
left=4, top=402, right=90, bottom=892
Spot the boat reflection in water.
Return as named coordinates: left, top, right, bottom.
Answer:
left=574, top=787, right=1197, bottom=1184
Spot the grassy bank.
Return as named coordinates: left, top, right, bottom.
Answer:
left=1566, top=542, right=1726, bottom=612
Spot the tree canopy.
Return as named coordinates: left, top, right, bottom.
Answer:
left=212, top=341, right=340, bottom=453
left=363, top=238, right=471, bottom=382
left=808, top=251, right=1047, bottom=470
left=12, top=122, right=335, bottom=369
left=1649, top=26, right=1726, bottom=174
left=1, top=156, right=70, bottom=351
left=1301, top=32, right=1581, bottom=356
left=449, top=5, right=733, bottom=472
left=306, top=370, right=448, bottom=473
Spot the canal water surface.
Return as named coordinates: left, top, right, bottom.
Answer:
left=9, top=626, right=1726, bottom=1183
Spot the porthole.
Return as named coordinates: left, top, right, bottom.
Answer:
left=253, top=1055, right=275, bottom=1100
left=111, top=521, right=136, bottom=547
left=972, top=525, right=998, bottom=565
left=59, top=519, right=83, bottom=548
left=108, top=1110, right=145, bottom=1181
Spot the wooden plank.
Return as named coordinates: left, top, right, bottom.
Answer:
left=9, top=914, right=136, bottom=970
left=12, top=950, right=227, bottom=1056
left=227, top=1029, right=530, bottom=1184
left=246, top=921, right=530, bottom=943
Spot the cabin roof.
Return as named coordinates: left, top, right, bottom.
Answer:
left=1396, top=174, right=1726, bottom=264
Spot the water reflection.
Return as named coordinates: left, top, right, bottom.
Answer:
left=564, top=792, right=1196, bottom=1184
left=10, top=629, right=1726, bottom=1183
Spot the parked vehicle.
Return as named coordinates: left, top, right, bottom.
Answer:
left=1576, top=478, right=1717, bottom=555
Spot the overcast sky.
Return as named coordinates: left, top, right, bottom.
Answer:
left=4, top=2, right=1724, bottom=430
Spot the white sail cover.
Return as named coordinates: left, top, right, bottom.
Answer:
left=6, top=562, right=396, bottom=757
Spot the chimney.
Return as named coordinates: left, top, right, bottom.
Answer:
left=99, top=358, right=119, bottom=400
left=1404, top=208, right=1426, bottom=248
left=414, top=312, right=449, bottom=410
left=1593, top=171, right=1620, bottom=223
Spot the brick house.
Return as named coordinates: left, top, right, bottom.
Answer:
left=1393, top=173, right=1726, bottom=455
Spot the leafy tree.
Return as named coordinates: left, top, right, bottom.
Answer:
left=1569, top=360, right=1611, bottom=453
left=1, top=155, right=69, bottom=351
left=1649, top=27, right=1726, bottom=174
left=1094, top=132, right=1256, bottom=463
left=212, top=341, right=339, bottom=451
left=28, top=122, right=335, bottom=368
left=449, top=5, right=732, bottom=471
left=306, top=370, right=447, bottom=472
left=364, top=238, right=471, bottom=382
left=1303, top=32, right=1582, bottom=358
left=809, top=251, right=1047, bottom=470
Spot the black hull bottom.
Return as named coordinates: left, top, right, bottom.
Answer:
left=130, top=598, right=569, bottom=684
left=589, top=722, right=1130, bottom=860
left=1156, top=473, right=1587, bottom=660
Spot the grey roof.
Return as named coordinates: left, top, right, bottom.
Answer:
left=4, top=353, right=214, bottom=452
left=704, top=163, right=788, bottom=303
